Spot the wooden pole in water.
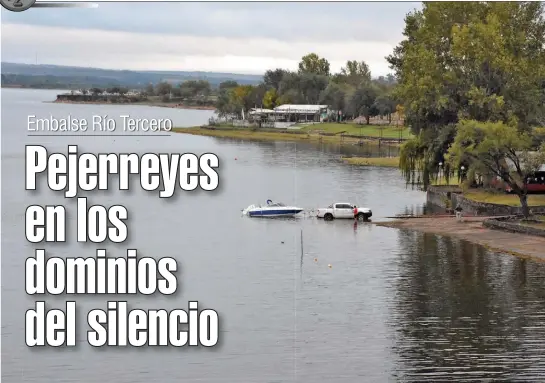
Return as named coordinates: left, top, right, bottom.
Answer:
left=300, top=228, right=304, bottom=276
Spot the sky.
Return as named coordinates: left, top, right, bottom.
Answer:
left=1, top=2, right=421, bottom=76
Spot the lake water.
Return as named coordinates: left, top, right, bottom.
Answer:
left=2, top=88, right=545, bottom=382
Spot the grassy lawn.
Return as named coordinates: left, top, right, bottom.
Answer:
left=342, top=156, right=400, bottom=167
left=196, top=124, right=244, bottom=130
left=173, top=125, right=409, bottom=146
left=431, top=176, right=460, bottom=186
left=177, top=122, right=413, bottom=140
left=463, top=190, right=545, bottom=206
left=297, top=123, right=413, bottom=139
left=172, top=126, right=310, bottom=141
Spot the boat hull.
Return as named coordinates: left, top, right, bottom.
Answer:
left=248, top=209, right=303, bottom=217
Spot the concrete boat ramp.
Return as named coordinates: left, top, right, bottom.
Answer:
left=375, top=216, right=545, bottom=262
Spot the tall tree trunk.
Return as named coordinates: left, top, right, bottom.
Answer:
left=366, top=115, right=370, bottom=125
left=423, top=166, right=430, bottom=191
left=519, top=192, right=530, bottom=218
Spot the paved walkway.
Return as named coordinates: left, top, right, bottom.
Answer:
left=375, top=216, right=545, bottom=261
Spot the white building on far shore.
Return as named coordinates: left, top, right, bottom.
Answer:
left=273, top=104, right=329, bottom=122
left=248, top=104, right=329, bottom=123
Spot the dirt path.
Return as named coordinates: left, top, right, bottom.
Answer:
left=375, top=216, right=545, bottom=261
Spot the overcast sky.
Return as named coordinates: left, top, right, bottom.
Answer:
left=1, top=2, right=420, bottom=75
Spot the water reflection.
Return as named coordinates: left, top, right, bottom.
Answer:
left=210, top=136, right=401, bottom=158
left=390, top=231, right=545, bottom=381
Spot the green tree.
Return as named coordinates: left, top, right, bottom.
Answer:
left=346, top=84, right=379, bottom=124
left=278, top=72, right=328, bottom=104
left=373, top=94, right=397, bottom=123
left=231, top=85, right=255, bottom=114
left=319, top=83, right=347, bottom=113
left=155, top=82, right=172, bottom=96
left=263, top=88, right=278, bottom=109
left=298, top=53, right=330, bottom=76
left=179, top=80, right=211, bottom=100
left=338, top=60, right=371, bottom=87
left=276, top=89, right=302, bottom=105
left=263, top=69, right=287, bottom=90
left=219, top=80, right=239, bottom=90
left=171, top=87, right=182, bottom=97
left=106, top=87, right=121, bottom=94
left=447, top=120, right=545, bottom=217
left=145, top=83, right=155, bottom=96
left=215, top=88, right=236, bottom=117
left=248, top=83, right=268, bottom=108
left=215, top=81, right=240, bottom=115
left=388, top=2, right=545, bottom=187
left=299, top=73, right=329, bottom=104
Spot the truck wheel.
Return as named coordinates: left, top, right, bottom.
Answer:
left=356, top=213, right=365, bottom=221
left=324, top=213, right=334, bottom=221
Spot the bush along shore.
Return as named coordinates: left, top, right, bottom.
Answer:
left=341, top=156, right=400, bottom=167
left=53, top=98, right=215, bottom=110
left=53, top=93, right=215, bottom=110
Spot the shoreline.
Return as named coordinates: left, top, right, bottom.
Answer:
left=49, top=100, right=216, bottom=111
left=172, top=126, right=406, bottom=147
left=374, top=216, right=545, bottom=261
left=341, top=156, right=399, bottom=167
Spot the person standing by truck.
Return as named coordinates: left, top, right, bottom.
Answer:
left=353, top=205, right=358, bottom=220
left=455, top=204, right=463, bottom=222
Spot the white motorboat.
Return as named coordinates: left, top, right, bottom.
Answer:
left=242, top=200, right=304, bottom=217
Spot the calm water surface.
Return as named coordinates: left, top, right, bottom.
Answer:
left=2, top=89, right=545, bottom=382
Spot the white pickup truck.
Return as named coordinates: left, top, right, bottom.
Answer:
left=316, top=203, right=372, bottom=221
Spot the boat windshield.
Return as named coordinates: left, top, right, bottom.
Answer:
left=267, top=202, right=285, bottom=207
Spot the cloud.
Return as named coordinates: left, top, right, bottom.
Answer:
left=1, top=3, right=421, bottom=74
left=2, top=23, right=397, bottom=75
left=2, top=3, right=419, bottom=42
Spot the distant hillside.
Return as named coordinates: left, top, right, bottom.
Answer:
left=1, top=62, right=263, bottom=90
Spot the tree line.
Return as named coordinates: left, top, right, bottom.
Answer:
left=143, top=80, right=213, bottom=104
left=214, top=54, right=399, bottom=124
left=72, top=58, right=402, bottom=122
left=390, top=1, right=545, bottom=216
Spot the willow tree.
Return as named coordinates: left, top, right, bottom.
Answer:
left=387, top=2, right=545, bottom=188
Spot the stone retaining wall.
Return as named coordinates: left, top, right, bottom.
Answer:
left=427, top=186, right=545, bottom=216
left=426, top=186, right=461, bottom=209
left=483, top=217, right=545, bottom=238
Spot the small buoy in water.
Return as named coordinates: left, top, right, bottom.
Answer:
left=235, top=157, right=238, bottom=160
left=328, top=264, right=332, bottom=268
left=281, top=241, right=284, bottom=244
left=314, top=258, right=318, bottom=262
